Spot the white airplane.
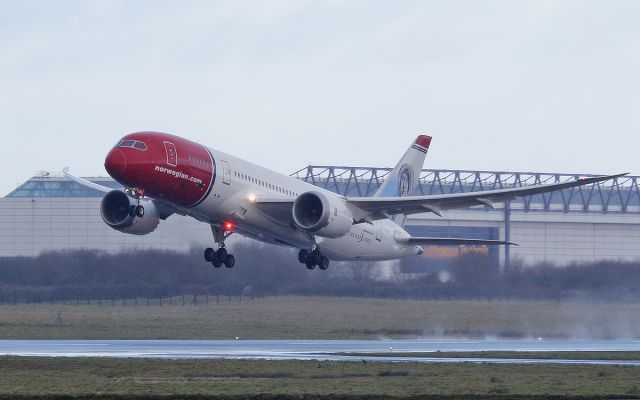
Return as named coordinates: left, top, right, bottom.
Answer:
left=65, top=132, right=624, bottom=270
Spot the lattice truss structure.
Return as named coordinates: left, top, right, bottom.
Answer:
left=8, top=169, right=640, bottom=214
left=293, top=166, right=640, bottom=214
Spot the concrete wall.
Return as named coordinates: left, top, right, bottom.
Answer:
left=0, top=198, right=210, bottom=257
left=2, top=197, right=640, bottom=265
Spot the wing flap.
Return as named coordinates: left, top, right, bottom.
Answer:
left=252, top=196, right=295, bottom=225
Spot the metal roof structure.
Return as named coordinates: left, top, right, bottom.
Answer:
left=292, top=166, right=639, bottom=214
left=7, top=167, right=639, bottom=214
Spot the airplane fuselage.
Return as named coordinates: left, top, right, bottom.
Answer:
left=106, top=132, right=420, bottom=262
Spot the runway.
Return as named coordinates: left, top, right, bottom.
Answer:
left=1, top=339, right=639, bottom=365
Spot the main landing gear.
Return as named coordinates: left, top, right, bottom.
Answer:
left=204, top=246, right=235, bottom=268
left=204, top=226, right=235, bottom=268
left=298, top=248, right=329, bottom=270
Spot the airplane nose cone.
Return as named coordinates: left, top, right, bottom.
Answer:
left=105, top=148, right=126, bottom=179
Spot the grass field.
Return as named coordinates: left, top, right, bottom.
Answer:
left=1, top=296, right=640, bottom=339
left=0, top=356, right=638, bottom=399
left=333, top=351, right=640, bottom=360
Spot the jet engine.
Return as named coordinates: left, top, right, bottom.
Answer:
left=100, top=190, right=160, bottom=235
left=292, top=191, right=353, bottom=238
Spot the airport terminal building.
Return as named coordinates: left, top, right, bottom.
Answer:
left=1, top=167, right=639, bottom=267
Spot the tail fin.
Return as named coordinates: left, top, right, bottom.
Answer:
left=374, top=134, right=431, bottom=226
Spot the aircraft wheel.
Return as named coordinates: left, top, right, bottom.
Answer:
left=135, top=205, right=145, bottom=217
left=217, top=247, right=228, bottom=260
left=318, top=256, right=329, bottom=270
left=212, top=258, right=222, bottom=268
left=298, top=249, right=309, bottom=263
left=128, top=205, right=136, bottom=217
left=204, top=248, right=215, bottom=262
left=305, top=259, right=316, bottom=270
left=224, top=254, right=235, bottom=268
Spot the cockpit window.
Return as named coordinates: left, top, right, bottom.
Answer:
left=119, top=140, right=147, bottom=151
left=133, top=141, right=147, bottom=150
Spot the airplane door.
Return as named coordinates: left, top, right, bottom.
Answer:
left=221, top=160, right=231, bottom=185
left=375, top=226, right=382, bottom=242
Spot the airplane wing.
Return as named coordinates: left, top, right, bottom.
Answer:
left=396, top=236, right=517, bottom=246
left=63, top=167, right=113, bottom=193
left=63, top=168, right=178, bottom=219
left=346, top=173, right=626, bottom=219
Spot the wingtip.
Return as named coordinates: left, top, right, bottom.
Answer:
left=606, top=172, right=629, bottom=180
left=62, top=167, right=70, bottom=175
left=579, top=172, right=628, bottom=183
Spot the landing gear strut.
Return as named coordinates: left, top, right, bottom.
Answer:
left=204, top=225, right=235, bottom=268
left=298, top=247, right=329, bottom=270
left=125, top=188, right=145, bottom=217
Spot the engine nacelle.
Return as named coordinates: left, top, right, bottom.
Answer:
left=100, top=190, right=160, bottom=235
left=292, top=191, right=353, bottom=238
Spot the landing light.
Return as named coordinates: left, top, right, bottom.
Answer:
left=247, top=194, right=256, bottom=202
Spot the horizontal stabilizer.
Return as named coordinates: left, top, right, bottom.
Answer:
left=398, top=236, right=517, bottom=246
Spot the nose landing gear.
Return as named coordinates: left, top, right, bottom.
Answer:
left=125, top=187, right=145, bottom=217
left=128, top=205, right=145, bottom=218
left=298, top=248, right=329, bottom=270
left=204, top=225, right=235, bottom=268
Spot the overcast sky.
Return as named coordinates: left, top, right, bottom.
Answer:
left=1, top=0, right=639, bottom=195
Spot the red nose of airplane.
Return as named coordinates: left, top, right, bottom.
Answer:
left=104, top=148, right=126, bottom=179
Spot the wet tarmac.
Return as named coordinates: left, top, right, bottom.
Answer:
left=1, top=339, right=639, bottom=365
